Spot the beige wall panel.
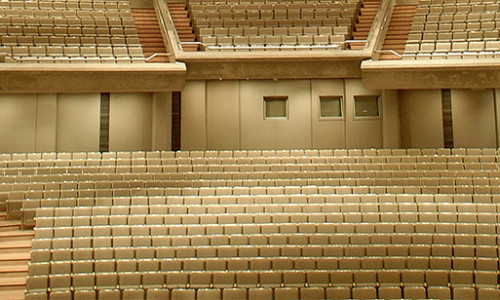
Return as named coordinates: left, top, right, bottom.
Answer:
left=152, top=93, right=172, bottom=150
left=345, top=79, right=382, bottom=149
left=109, top=93, right=152, bottom=151
left=399, top=90, right=443, bottom=148
left=181, top=81, right=207, bottom=150
left=382, top=90, right=401, bottom=149
left=496, top=89, right=500, bottom=146
left=57, top=94, right=100, bottom=152
left=0, top=94, right=37, bottom=153
left=311, top=79, right=346, bottom=149
left=207, top=80, right=240, bottom=150
left=35, top=94, right=57, bottom=152
left=451, top=89, right=496, bottom=148
left=240, top=80, right=311, bottom=150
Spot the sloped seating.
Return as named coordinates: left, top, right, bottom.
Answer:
left=186, top=0, right=362, bottom=51
left=5, top=148, right=497, bottom=299
left=0, top=0, right=146, bottom=63
left=402, top=0, right=500, bottom=59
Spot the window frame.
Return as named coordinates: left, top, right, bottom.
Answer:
left=353, top=95, right=382, bottom=119
left=263, top=95, right=289, bottom=120
left=318, top=95, right=344, bottom=120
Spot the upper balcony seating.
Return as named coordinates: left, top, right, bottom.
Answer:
left=186, top=0, right=362, bottom=51
left=402, top=0, right=500, bottom=59
left=0, top=0, right=145, bottom=63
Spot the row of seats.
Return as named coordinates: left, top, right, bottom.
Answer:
left=0, top=46, right=144, bottom=63
left=0, top=8, right=132, bottom=18
left=0, top=16, right=136, bottom=27
left=407, top=31, right=499, bottom=42
left=404, top=40, right=500, bottom=55
left=190, top=9, right=357, bottom=21
left=0, top=25, right=138, bottom=36
left=201, top=34, right=345, bottom=51
left=198, top=25, right=350, bottom=36
left=0, top=1, right=131, bottom=11
left=189, top=2, right=359, bottom=12
left=1, top=35, right=140, bottom=44
left=31, top=236, right=500, bottom=256
left=192, top=17, right=349, bottom=30
left=24, top=285, right=500, bottom=300
left=31, top=224, right=500, bottom=241
left=2, top=154, right=498, bottom=167
left=23, top=193, right=500, bottom=205
left=415, top=3, right=500, bottom=13
left=1, top=148, right=496, bottom=160
left=32, top=234, right=500, bottom=252
left=26, top=269, right=500, bottom=288
left=188, top=0, right=361, bottom=4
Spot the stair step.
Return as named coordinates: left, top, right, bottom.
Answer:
left=0, top=289, right=25, bottom=300
left=0, top=239, right=32, bottom=250
left=0, top=265, right=28, bottom=274
left=0, top=251, right=31, bottom=262
left=0, top=276, right=26, bottom=288
left=0, top=230, right=34, bottom=239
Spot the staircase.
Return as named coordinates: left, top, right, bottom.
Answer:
left=0, top=211, right=33, bottom=300
left=167, top=2, right=199, bottom=52
left=351, top=0, right=381, bottom=50
left=132, top=8, right=170, bottom=63
left=379, top=5, right=417, bottom=60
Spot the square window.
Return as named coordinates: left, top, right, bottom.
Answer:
left=264, top=96, right=288, bottom=119
left=354, top=95, right=380, bottom=117
left=320, top=96, right=343, bottom=118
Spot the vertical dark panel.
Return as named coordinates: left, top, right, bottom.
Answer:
left=171, top=91, right=181, bottom=151
left=99, top=93, right=110, bottom=152
left=442, top=89, right=453, bottom=148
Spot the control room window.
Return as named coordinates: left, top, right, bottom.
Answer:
left=320, top=96, right=343, bottom=119
left=264, top=96, right=288, bottom=119
left=354, top=95, right=380, bottom=117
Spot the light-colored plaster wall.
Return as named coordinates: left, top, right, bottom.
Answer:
left=56, top=94, right=100, bottom=152
left=206, top=81, right=240, bottom=150
left=345, top=79, right=383, bottom=149
left=382, top=90, right=401, bottom=149
left=0, top=94, right=37, bottom=153
left=181, top=81, right=207, bottom=150
left=240, top=80, right=311, bottom=150
left=311, top=80, right=346, bottom=149
left=35, top=95, right=57, bottom=152
left=109, top=93, right=153, bottom=151
left=152, top=93, right=172, bottom=151
left=451, top=89, right=496, bottom=148
left=399, top=90, right=444, bottom=148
